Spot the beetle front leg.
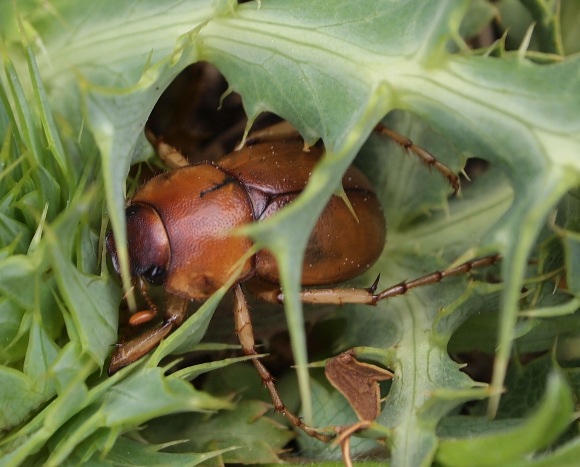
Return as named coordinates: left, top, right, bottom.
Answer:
left=254, top=254, right=501, bottom=306
left=108, top=294, right=189, bottom=374
left=232, top=285, right=334, bottom=442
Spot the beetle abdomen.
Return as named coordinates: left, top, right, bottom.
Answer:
left=217, top=141, right=386, bottom=285
left=305, top=188, right=385, bottom=284
left=254, top=188, right=385, bottom=285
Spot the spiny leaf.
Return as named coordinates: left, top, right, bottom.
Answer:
left=0, top=1, right=578, bottom=466
left=436, top=371, right=574, bottom=466
left=143, top=400, right=294, bottom=464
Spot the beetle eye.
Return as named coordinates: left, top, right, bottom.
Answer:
left=123, top=203, right=171, bottom=282
left=142, top=265, right=167, bottom=285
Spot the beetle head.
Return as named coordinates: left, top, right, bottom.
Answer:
left=106, top=203, right=171, bottom=285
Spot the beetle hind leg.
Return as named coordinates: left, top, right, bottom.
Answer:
left=252, top=254, right=501, bottom=306
left=232, top=285, right=334, bottom=442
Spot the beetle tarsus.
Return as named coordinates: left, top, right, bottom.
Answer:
left=372, top=254, right=501, bottom=302
left=374, top=123, right=460, bottom=194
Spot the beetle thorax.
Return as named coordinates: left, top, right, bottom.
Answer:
left=129, top=164, right=255, bottom=299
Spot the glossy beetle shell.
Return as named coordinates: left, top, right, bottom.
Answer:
left=109, top=140, right=386, bottom=299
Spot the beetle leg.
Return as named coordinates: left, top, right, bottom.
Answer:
left=254, top=254, right=501, bottom=305
left=108, top=294, right=189, bottom=374
left=370, top=253, right=501, bottom=303
left=232, top=284, right=334, bottom=442
left=336, top=420, right=373, bottom=467
left=109, top=321, right=176, bottom=374
left=145, top=127, right=190, bottom=168
left=374, top=123, right=460, bottom=193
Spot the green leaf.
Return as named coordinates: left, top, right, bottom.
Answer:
left=105, top=436, right=231, bottom=467
left=0, top=298, right=27, bottom=364
left=1, top=1, right=579, bottom=465
left=555, top=188, right=580, bottom=295
left=45, top=224, right=119, bottom=366
left=99, top=368, right=230, bottom=427
left=436, top=371, right=574, bottom=466
left=197, top=0, right=580, bottom=428
left=0, top=366, right=50, bottom=433
left=0, top=256, right=36, bottom=309
left=509, top=438, right=580, bottom=467
left=143, top=400, right=294, bottom=464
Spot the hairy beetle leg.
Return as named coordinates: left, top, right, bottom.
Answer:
left=233, top=285, right=334, bottom=442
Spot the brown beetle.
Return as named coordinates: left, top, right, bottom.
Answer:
left=108, top=139, right=385, bottom=300
left=106, top=123, right=499, bottom=440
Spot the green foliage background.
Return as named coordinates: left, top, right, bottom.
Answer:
left=0, top=0, right=579, bottom=465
